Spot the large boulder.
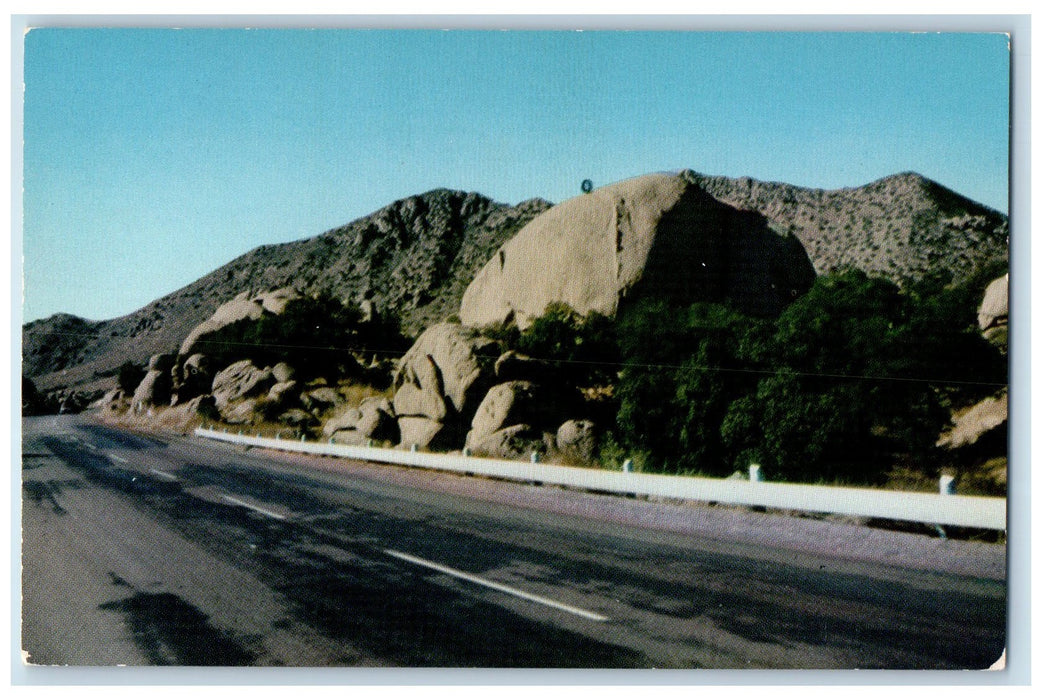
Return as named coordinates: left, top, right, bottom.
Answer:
left=173, top=353, right=212, bottom=404
left=397, top=416, right=455, bottom=451
left=211, top=359, right=276, bottom=411
left=938, top=390, right=1008, bottom=451
left=178, top=287, right=301, bottom=358
left=132, top=368, right=172, bottom=410
left=978, top=274, right=1008, bottom=349
left=157, top=395, right=218, bottom=431
left=467, top=424, right=548, bottom=460
left=266, top=379, right=300, bottom=409
left=465, top=381, right=543, bottom=449
left=391, top=323, right=501, bottom=447
left=324, top=397, right=398, bottom=445
left=459, top=173, right=815, bottom=329
left=355, top=397, right=398, bottom=442
left=148, top=353, right=176, bottom=373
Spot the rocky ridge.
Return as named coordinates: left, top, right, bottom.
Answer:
left=24, top=170, right=1008, bottom=412
left=24, top=190, right=551, bottom=397
left=682, top=170, right=1008, bottom=284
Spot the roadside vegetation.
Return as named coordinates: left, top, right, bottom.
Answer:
left=492, top=267, right=1006, bottom=491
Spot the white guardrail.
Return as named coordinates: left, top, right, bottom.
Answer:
left=194, top=427, right=1006, bottom=531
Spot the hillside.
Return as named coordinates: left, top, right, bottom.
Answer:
left=683, top=170, right=1008, bottom=283
left=24, top=189, right=551, bottom=395
left=23, top=171, right=1008, bottom=402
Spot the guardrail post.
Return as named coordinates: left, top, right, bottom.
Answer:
left=300, top=435, right=306, bottom=442
left=939, top=474, right=956, bottom=495
left=749, top=463, right=762, bottom=482
left=462, top=447, right=471, bottom=456
left=411, top=444, right=418, bottom=452
left=276, top=432, right=281, bottom=440
left=531, top=452, right=540, bottom=463
left=622, top=459, right=633, bottom=473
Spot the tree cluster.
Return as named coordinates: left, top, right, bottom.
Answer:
left=504, top=269, right=1006, bottom=484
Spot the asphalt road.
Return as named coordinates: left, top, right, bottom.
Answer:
left=20, top=415, right=1006, bottom=669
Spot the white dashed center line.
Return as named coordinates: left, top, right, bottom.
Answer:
left=150, top=469, right=178, bottom=481
left=220, top=495, right=287, bottom=521
left=384, top=548, right=609, bottom=622
left=107, top=453, right=128, bottom=463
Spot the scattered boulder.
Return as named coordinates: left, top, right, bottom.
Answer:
left=330, top=429, right=370, bottom=446
left=302, top=387, right=342, bottom=413
left=460, top=172, right=815, bottom=328
left=555, top=419, right=598, bottom=463
left=97, top=387, right=129, bottom=413
left=323, top=406, right=363, bottom=436
left=158, top=395, right=218, bottom=431
left=222, top=398, right=262, bottom=425
left=266, top=380, right=300, bottom=409
left=324, top=397, right=398, bottom=444
left=467, top=424, right=546, bottom=460
left=278, top=408, right=318, bottom=430
left=355, top=397, right=398, bottom=443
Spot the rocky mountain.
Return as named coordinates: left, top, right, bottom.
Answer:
left=23, top=170, right=1008, bottom=403
left=23, top=190, right=551, bottom=396
left=682, top=170, right=1008, bottom=283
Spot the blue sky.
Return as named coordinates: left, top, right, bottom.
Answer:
left=21, top=29, right=1011, bottom=322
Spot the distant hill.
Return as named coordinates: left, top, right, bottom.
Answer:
left=23, top=189, right=551, bottom=394
left=682, top=170, right=1008, bottom=283
left=22, top=171, right=1008, bottom=400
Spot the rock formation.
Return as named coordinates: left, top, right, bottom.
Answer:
left=390, top=323, right=501, bottom=448
left=978, top=274, right=1009, bottom=350
left=460, top=173, right=815, bottom=328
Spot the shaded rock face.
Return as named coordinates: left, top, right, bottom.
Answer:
left=978, top=274, right=1009, bottom=350
left=211, top=359, right=275, bottom=413
left=174, top=353, right=212, bottom=403
left=683, top=170, right=1009, bottom=285
left=938, top=389, right=1008, bottom=451
left=131, top=354, right=175, bottom=409
left=157, top=395, right=218, bottom=430
left=467, top=424, right=547, bottom=460
left=391, top=323, right=501, bottom=448
left=178, top=287, right=301, bottom=359
left=460, top=173, right=815, bottom=328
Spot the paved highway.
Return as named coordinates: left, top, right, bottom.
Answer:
left=20, top=415, right=1006, bottom=669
